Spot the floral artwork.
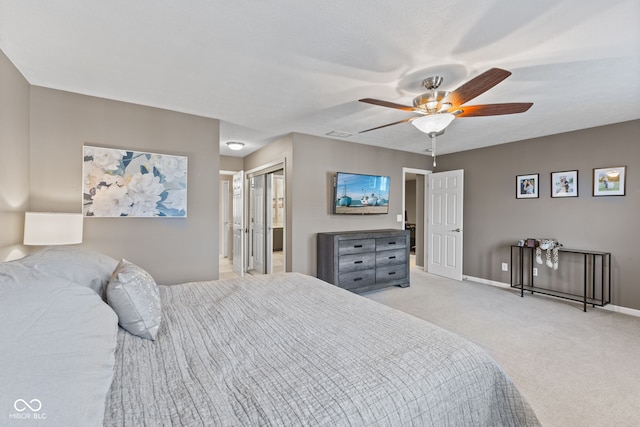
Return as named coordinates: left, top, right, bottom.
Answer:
left=83, top=145, right=187, bottom=217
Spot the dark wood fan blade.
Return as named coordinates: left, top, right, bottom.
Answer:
left=359, top=98, right=415, bottom=112
left=359, top=117, right=416, bottom=133
left=445, top=68, right=512, bottom=108
left=453, top=103, right=533, bottom=117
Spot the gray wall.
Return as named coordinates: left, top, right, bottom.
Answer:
left=220, top=155, right=243, bottom=172
left=242, top=133, right=431, bottom=275
left=28, top=86, right=220, bottom=285
left=435, top=120, right=640, bottom=310
left=0, top=50, right=30, bottom=261
left=405, top=180, right=416, bottom=223
left=290, top=134, right=430, bottom=275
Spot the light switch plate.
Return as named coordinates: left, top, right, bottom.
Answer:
left=397, top=214, right=403, bottom=222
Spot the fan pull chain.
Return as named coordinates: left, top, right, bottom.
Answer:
left=431, top=136, right=437, bottom=167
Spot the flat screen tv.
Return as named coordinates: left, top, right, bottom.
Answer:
left=334, top=172, right=390, bottom=215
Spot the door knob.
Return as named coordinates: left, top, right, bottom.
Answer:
left=450, top=228, right=461, bottom=232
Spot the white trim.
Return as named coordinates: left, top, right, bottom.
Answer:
left=463, top=275, right=511, bottom=289
left=464, top=275, right=640, bottom=318
left=245, top=158, right=286, bottom=177
left=600, top=304, right=640, bottom=317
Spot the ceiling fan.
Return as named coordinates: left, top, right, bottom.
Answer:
left=358, top=68, right=532, bottom=165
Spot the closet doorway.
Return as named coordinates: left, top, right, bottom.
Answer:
left=403, top=167, right=429, bottom=269
left=247, top=162, right=286, bottom=275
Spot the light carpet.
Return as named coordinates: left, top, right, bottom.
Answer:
left=363, top=268, right=640, bottom=427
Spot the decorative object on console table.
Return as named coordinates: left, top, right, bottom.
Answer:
left=516, top=173, right=539, bottom=199
left=593, top=166, right=626, bottom=196
left=317, top=229, right=410, bottom=293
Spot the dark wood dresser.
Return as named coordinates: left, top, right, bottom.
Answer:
left=317, top=229, right=410, bottom=293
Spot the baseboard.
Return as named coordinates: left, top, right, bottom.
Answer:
left=600, top=304, right=640, bottom=317
left=463, top=275, right=640, bottom=318
left=463, top=275, right=511, bottom=289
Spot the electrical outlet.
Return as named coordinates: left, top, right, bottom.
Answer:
left=533, top=267, right=538, bottom=276
left=501, top=263, right=508, bottom=272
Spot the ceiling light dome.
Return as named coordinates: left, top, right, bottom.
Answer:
left=411, top=114, right=456, bottom=136
left=226, top=141, right=245, bottom=151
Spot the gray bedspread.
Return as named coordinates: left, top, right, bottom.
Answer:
left=104, top=272, right=539, bottom=426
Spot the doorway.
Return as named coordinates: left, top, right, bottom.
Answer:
left=247, top=162, right=286, bottom=275
left=218, top=170, right=245, bottom=279
left=403, top=168, right=428, bottom=270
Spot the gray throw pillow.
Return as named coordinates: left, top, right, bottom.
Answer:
left=107, top=259, right=161, bottom=340
left=17, top=246, right=119, bottom=299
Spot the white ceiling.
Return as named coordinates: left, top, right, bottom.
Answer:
left=1, top=1, right=638, bottom=158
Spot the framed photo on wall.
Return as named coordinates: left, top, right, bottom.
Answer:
left=593, top=166, right=626, bottom=196
left=551, top=170, right=578, bottom=198
left=516, top=173, right=539, bottom=199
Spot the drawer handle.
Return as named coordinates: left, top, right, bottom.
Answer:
left=354, top=244, right=363, bottom=248
left=388, top=241, right=396, bottom=245
left=388, top=271, right=396, bottom=275
left=353, top=277, right=363, bottom=282
left=354, top=260, right=363, bottom=264
left=388, top=256, right=396, bottom=260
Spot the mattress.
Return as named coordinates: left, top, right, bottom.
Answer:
left=104, top=272, right=539, bottom=426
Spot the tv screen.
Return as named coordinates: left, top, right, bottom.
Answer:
left=334, top=172, right=390, bottom=215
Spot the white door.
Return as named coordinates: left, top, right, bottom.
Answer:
left=428, top=169, right=464, bottom=281
left=232, top=171, right=244, bottom=276
left=265, top=174, right=274, bottom=273
left=250, top=175, right=266, bottom=274
left=222, top=180, right=230, bottom=258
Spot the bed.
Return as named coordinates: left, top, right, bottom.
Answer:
left=1, top=247, right=539, bottom=426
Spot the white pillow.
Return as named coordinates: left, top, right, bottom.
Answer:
left=107, top=259, right=161, bottom=340
left=17, top=246, right=119, bottom=299
left=0, top=260, right=118, bottom=427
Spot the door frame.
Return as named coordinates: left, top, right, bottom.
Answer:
left=403, top=167, right=431, bottom=270
left=245, top=159, right=287, bottom=274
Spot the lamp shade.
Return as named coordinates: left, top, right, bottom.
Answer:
left=411, top=113, right=456, bottom=136
left=23, top=212, right=83, bottom=245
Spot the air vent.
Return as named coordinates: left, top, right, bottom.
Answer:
left=325, top=130, right=352, bottom=138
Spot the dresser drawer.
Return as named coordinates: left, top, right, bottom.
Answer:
left=376, top=248, right=406, bottom=267
left=338, top=239, right=375, bottom=255
left=338, top=269, right=376, bottom=290
left=339, top=252, right=376, bottom=273
left=376, top=264, right=407, bottom=282
left=376, top=236, right=406, bottom=251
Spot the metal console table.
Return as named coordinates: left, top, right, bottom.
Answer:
left=510, top=245, right=611, bottom=312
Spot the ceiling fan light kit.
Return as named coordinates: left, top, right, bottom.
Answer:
left=359, top=67, right=533, bottom=167
left=411, top=114, right=456, bottom=136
